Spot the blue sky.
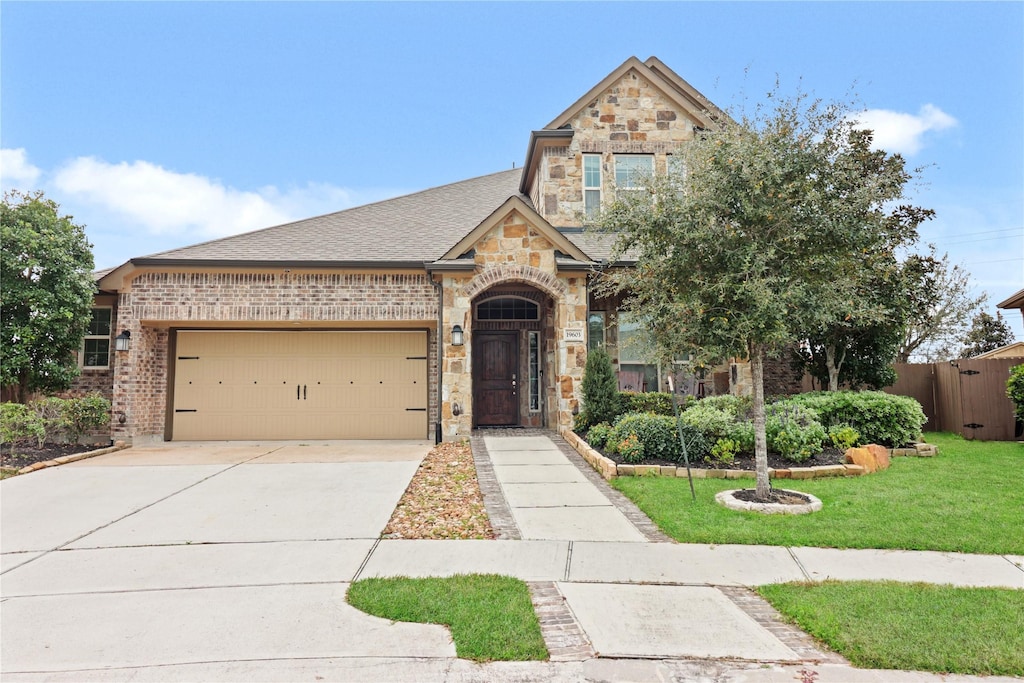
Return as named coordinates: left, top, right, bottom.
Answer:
left=2, top=2, right=1022, bottom=338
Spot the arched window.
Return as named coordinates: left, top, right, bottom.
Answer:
left=475, top=297, right=539, bottom=321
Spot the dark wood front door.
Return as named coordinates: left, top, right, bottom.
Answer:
left=474, top=332, right=519, bottom=426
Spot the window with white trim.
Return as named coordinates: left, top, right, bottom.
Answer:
left=583, top=154, right=602, bottom=218
left=614, top=155, right=654, bottom=194
left=82, top=307, right=112, bottom=369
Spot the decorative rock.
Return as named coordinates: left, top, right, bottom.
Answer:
left=617, top=464, right=635, bottom=477
left=843, top=464, right=867, bottom=476
left=715, top=489, right=823, bottom=515
left=866, top=444, right=891, bottom=470
left=892, top=448, right=917, bottom=457
left=914, top=443, right=938, bottom=457
left=845, top=446, right=885, bottom=473
left=789, top=467, right=816, bottom=480
left=773, top=469, right=791, bottom=479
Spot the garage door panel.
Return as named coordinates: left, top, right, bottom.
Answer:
left=172, top=331, right=427, bottom=440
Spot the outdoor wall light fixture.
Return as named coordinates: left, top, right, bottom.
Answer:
left=451, top=325, right=464, bottom=346
left=115, top=330, right=131, bottom=352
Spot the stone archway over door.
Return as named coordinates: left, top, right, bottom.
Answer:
left=473, top=331, right=519, bottom=426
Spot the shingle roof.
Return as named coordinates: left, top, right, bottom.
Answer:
left=133, top=169, right=532, bottom=266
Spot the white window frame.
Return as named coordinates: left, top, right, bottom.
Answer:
left=614, top=154, right=654, bottom=194
left=81, top=307, right=112, bottom=369
left=583, top=154, right=602, bottom=218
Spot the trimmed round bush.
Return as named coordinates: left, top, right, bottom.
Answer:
left=680, top=402, right=736, bottom=441
left=782, top=391, right=926, bottom=447
left=610, top=412, right=710, bottom=463
left=618, top=391, right=684, bottom=417
left=695, top=394, right=752, bottom=419
left=585, top=422, right=613, bottom=450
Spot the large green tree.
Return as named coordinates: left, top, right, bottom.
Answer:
left=896, top=246, right=986, bottom=362
left=597, top=93, right=929, bottom=498
left=960, top=311, right=1015, bottom=358
left=1, top=191, right=96, bottom=402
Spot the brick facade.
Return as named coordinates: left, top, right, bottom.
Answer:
left=110, top=270, right=438, bottom=442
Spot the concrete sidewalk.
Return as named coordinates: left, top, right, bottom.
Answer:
left=1, top=435, right=1021, bottom=683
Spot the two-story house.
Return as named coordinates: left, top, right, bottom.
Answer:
left=80, top=56, right=728, bottom=444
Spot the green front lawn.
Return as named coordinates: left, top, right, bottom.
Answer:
left=759, top=581, right=1024, bottom=676
left=612, top=433, right=1023, bottom=554
left=346, top=574, right=548, bottom=662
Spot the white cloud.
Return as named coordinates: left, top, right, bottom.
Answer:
left=52, top=157, right=295, bottom=237
left=851, top=104, right=958, bottom=156
left=1, top=148, right=43, bottom=192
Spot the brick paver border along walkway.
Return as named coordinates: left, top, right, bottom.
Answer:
left=469, top=429, right=842, bottom=665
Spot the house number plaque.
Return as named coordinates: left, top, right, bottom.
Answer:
left=563, top=329, right=585, bottom=342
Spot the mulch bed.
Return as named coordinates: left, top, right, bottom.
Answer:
left=575, top=431, right=847, bottom=471
left=382, top=441, right=495, bottom=540
left=0, top=443, right=97, bottom=471
left=732, top=488, right=812, bottom=505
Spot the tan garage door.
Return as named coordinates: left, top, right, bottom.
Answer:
left=172, top=331, right=428, bottom=440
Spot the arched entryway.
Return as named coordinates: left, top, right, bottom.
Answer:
left=471, top=284, right=555, bottom=428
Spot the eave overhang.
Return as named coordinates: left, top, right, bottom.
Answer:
left=519, top=129, right=575, bottom=195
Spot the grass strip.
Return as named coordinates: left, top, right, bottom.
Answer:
left=758, top=581, right=1024, bottom=676
left=612, top=433, right=1024, bottom=554
left=346, top=574, right=548, bottom=662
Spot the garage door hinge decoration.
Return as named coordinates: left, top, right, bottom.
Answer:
left=175, top=409, right=198, bottom=413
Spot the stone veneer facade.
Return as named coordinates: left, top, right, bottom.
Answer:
left=527, top=69, right=698, bottom=226
left=439, top=210, right=587, bottom=440
left=109, top=271, right=439, bottom=442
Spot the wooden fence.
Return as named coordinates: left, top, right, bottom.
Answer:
left=885, top=359, right=1022, bottom=441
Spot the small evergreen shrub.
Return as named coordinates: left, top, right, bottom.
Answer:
left=60, top=394, right=111, bottom=441
left=619, top=391, right=681, bottom=416
left=609, top=412, right=710, bottom=463
left=585, top=422, right=613, bottom=450
left=725, top=420, right=755, bottom=454
left=709, top=438, right=739, bottom=464
left=580, top=347, right=619, bottom=430
left=680, top=402, right=736, bottom=441
left=828, top=424, right=861, bottom=450
left=783, top=391, right=925, bottom=447
left=616, top=433, right=645, bottom=463
left=765, top=403, right=826, bottom=461
left=1, top=403, right=46, bottom=452
left=697, top=394, right=752, bottom=419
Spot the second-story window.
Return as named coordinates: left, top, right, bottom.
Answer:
left=583, top=154, right=601, bottom=218
left=615, top=155, right=654, bottom=194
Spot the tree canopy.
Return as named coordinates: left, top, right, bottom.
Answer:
left=1, top=191, right=96, bottom=402
left=597, top=92, right=930, bottom=498
left=960, top=311, right=1015, bottom=358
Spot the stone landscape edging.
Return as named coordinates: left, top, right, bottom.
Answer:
left=559, top=427, right=937, bottom=481
left=15, top=441, right=131, bottom=475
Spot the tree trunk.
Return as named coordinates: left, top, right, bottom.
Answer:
left=750, top=343, right=771, bottom=498
left=825, top=344, right=845, bottom=391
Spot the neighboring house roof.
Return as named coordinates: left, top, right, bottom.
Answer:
left=997, top=288, right=1024, bottom=310
left=131, top=169, right=531, bottom=268
left=974, top=341, right=1024, bottom=359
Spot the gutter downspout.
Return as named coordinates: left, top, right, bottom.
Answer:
left=429, top=270, right=444, bottom=444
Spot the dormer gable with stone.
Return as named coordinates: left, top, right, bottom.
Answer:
left=520, top=56, right=724, bottom=229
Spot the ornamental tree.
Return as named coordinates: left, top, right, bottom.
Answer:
left=1, top=191, right=96, bottom=402
left=960, top=311, right=1015, bottom=358
left=597, top=92, right=929, bottom=499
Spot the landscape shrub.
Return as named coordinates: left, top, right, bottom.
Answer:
left=579, top=347, right=619, bottom=430
left=609, top=412, right=710, bottom=463
left=680, top=402, right=736, bottom=441
left=616, top=433, right=645, bottom=463
left=1008, top=365, right=1024, bottom=421
left=1, top=402, right=46, bottom=452
left=725, top=420, right=756, bottom=453
left=765, top=403, right=826, bottom=462
left=585, top=422, right=613, bottom=450
left=828, top=424, right=861, bottom=450
left=696, top=394, right=752, bottom=419
left=618, top=391, right=681, bottom=417
left=783, top=391, right=925, bottom=447
left=59, top=394, right=110, bottom=441
left=709, top=438, right=739, bottom=464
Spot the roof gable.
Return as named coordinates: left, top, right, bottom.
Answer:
left=439, top=196, right=590, bottom=263
left=545, top=56, right=720, bottom=131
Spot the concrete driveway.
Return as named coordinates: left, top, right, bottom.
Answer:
left=0, top=440, right=455, bottom=680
